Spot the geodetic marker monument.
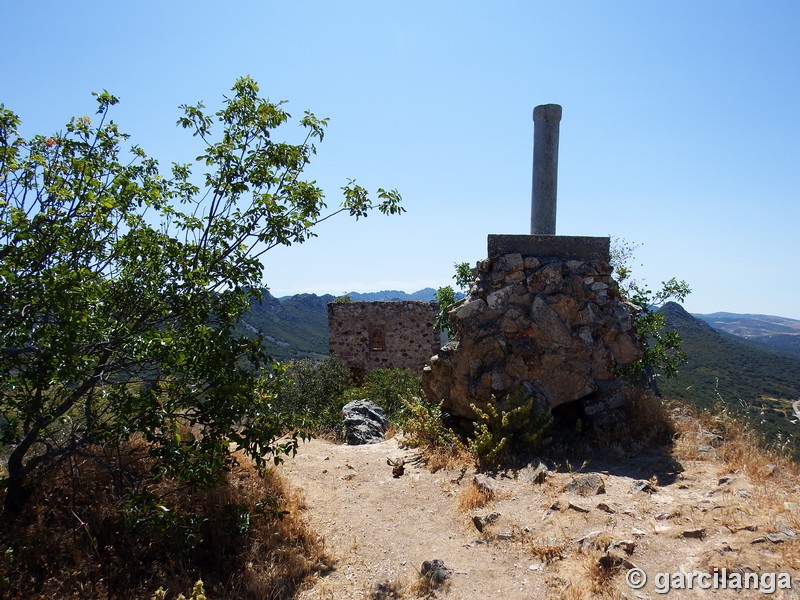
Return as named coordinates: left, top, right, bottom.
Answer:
left=422, top=104, right=644, bottom=420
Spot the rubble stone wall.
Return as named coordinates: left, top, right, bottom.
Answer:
left=422, top=252, right=643, bottom=418
left=328, top=301, right=440, bottom=374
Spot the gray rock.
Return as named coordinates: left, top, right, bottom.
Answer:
left=519, top=461, right=549, bottom=484
left=472, top=512, right=501, bottom=532
left=576, top=531, right=604, bottom=550
left=610, top=539, right=636, bottom=555
left=530, top=296, right=572, bottom=348
left=472, top=474, right=497, bottom=495
left=487, top=285, right=515, bottom=310
left=766, top=529, right=796, bottom=543
left=493, top=252, right=524, bottom=274
left=564, top=473, right=606, bottom=497
left=682, top=528, right=706, bottom=539
left=631, top=480, right=658, bottom=494
left=342, top=399, right=389, bottom=445
left=455, top=298, right=487, bottom=321
left=420, top=559, right=453, bottom=585
left=598, top=550, right=637, bottom=571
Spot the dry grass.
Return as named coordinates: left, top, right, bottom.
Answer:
left=529, top=538, right=567, bottom=563
left=673, top=402, right=800, bottom=509
left=593, top=386, right=677, bottom=452
left=669, top=401, right=800, bottom=574
left=370, top=578, right=406, bottom=599
left=0, top=443, right=331, bottom=599
left=456, top=479, right=495, bottom=511
left=365, top=566, right=450, bottom=599
left=405, top=442, right=472, bottom=475
left=408, top=570, right=450, bottom=599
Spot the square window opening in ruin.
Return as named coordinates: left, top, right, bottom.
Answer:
left=369, top=324, right=386, bottom=351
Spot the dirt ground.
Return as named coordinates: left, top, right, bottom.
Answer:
left=278, top=435, right=800, bottom=599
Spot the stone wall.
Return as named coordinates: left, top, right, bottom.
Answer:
left=422, top=252, right=643, bottom=419
left=328, top=301, right=440, bottom=375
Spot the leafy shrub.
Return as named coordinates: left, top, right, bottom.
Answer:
left=343, top=368, right=421, bottom=424
left=433, top=261, right=473, bottom=336
left=468, top=389, right=553, bottom=468
left=401, top=395, right=463, bottom=451
left=272, top=357, right=354, bottom=437
left=400, top=395, right=469, bottom=471
left=0, top=77, right=403, bottom=520
left=434, top=285, right=458, bottom=336
left=610, top=238, right=691, bottom=381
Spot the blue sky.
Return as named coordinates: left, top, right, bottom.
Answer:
left=5, top=1, right=800, bottom=318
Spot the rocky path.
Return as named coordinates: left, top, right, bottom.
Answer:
left=279, top=437, right=800, bottom=599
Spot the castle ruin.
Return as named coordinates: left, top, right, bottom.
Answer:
left=328, top=301, right=439, bottom=377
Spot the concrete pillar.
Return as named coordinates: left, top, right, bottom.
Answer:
left=530, top=104, right=562, bottom=235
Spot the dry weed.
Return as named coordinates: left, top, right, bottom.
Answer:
left=1, top=444, right=330, bottom=599
left=673, top=402, right=799, bottom=481
left=546, top=554, right=627, bottom=600
left=529, top=538, right=567, bottom=563
left=371, top=578, right=406, bottom=599
left=417, top=444, right=472, bottom=473
left=594, top=387, right=676, bottom=452
left=457, top=480, right=495, bottom=511
left=409, top=569, right=450, bottom=599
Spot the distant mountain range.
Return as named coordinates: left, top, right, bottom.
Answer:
left=279, top=288, right=440, bottom=303
left=239, top=291, right=334, bottom=361
left=693, top=311, right=800, bottom=359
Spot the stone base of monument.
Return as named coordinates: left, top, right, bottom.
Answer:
left=488, top=234, right=610, bottom=261
left=422, top=235, right=643, bottom=422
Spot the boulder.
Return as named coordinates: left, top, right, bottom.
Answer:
left=342, top=399, right=389, bottom=445
left=563, top=473, right=606, bottom=497
left=420, top=559, right=453, bottom=585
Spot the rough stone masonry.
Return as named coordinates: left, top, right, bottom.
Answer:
left=329, top=301, right=439, bottom=376
left=421, top=249, right=643, bottom=419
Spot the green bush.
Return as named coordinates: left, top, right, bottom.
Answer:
left=272, top=357, right=354, bottom=436
left=401, top=395, right=462, bottom=450
left=468, top=389, right=553, bottom=468
left=343, top=368, right=421, bottom=425
left=0, top=77, right=402, bottom=521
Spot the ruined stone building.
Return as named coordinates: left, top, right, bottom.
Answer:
left=328, top=301, right=440, bottom=376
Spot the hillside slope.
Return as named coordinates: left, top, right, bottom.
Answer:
left=657, top=302, right=800, bottom=454
left=240, top=290, right=332, bottom=361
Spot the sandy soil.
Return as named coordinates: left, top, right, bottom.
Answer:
left=278, top=435, right=800, bottom=599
